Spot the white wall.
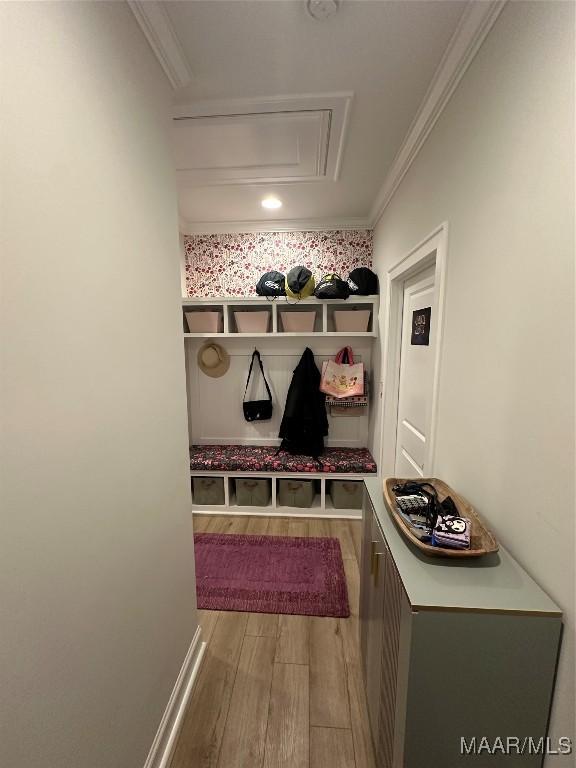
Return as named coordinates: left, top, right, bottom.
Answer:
left=371, top=0, right=574, bottom=759
left=0, top=3, right=198, bottom=767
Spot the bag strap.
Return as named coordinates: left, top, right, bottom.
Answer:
left=243, top=350, right=272, bottom=403
left=335, top=346, right=355, bottom=364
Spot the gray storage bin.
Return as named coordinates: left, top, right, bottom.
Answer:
left=235, top=478, right=271, bottom=507
left=192, top=476, right=225, bottom=505
left=278, top=479, right=315, bottom=508
left=330, top=480, right=363, bottom=510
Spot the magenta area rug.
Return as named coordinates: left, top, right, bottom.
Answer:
left=194, top=533, right=350, bottom=618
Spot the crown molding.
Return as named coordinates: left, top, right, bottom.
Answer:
left=180, top=216, right=372, bottom=235
left=128, top=1, right=192, bottom=89
left=369, top=0, right=506, bottom=227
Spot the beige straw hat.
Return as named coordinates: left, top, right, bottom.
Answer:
left=197, top=342, right=230, bottom=378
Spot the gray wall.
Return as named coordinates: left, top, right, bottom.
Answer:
left=370, top=1, right=575, bottom=761
left=0, top=2, right=198, bottom=767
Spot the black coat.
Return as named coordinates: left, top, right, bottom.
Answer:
left=278, top=347, right=328, bottom=457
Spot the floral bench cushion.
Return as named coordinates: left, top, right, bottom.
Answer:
left=189, top=445, right=377, bottom=474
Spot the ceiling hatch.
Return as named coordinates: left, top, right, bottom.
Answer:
left=172, top=93, right=352, bottom=186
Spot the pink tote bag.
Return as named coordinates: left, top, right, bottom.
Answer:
left=320, top=347, right=365, bottom=399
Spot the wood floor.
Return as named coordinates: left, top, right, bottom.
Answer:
left=170, top=514, right=376, bottom=768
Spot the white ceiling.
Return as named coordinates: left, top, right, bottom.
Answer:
left=135, top=1, right=491, bottom=231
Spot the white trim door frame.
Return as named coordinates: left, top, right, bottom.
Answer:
left=379, top=223, right=448, bottom=478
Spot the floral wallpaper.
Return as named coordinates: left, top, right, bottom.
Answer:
left=184, top=230, right=373, bottom=297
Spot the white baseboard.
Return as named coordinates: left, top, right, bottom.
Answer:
left=193, top=507, right=361, bottom=520
left=143, top=625, right=206, bottom=768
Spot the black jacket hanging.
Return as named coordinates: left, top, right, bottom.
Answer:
left=278, top=347, right=328, bottom=457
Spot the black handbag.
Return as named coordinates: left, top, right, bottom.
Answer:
left=243, top=350, right=273, bottom=422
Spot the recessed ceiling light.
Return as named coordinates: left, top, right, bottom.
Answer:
left=307, top=0, right=339, bottom=21
left=261, top=196, right=282, bottom=210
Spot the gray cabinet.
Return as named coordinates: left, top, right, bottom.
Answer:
left=363, top=511, right=386, bottom=737
left=360, top=478, right=562, bottom=768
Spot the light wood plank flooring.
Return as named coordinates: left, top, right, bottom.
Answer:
left=170, top=514, right=376, bottom=768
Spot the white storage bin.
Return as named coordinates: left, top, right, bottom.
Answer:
left=234, top=311, right=270, bottom=333
left=279, top=311, right=316, bottom=332
left=185, top=311, right=221, bottom=333
left=334, top=309, right=371, bottom=332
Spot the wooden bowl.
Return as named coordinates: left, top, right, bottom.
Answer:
left=383, top=477, right=499, bottom=558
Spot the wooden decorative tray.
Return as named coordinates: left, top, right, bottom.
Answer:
left=383, top=477, right=499, bottom=558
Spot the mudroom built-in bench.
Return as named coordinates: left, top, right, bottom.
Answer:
left=183, top=295, right=379, bottom=519
left=189, top=444, right=377, bottom=518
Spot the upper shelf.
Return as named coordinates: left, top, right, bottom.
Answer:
left=182, top=295, right=379, bottom=338
left=182, top=296, right=378, bottom=305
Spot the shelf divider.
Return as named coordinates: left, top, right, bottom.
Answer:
left=223, top=475, right=230, bottom=507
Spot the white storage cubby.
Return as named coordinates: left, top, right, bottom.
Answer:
left=228, top=304, right=273, bottom=334
left=276, top=478, right=320, bottom=510
left=326, top=302, right=374, bottom=333
left=191, top=476, right=226, bottom=506
left=182, top=295, right=378, bottom=338
left=278, top=304, right=322, bottom=333
left=229, top=477, right=272, bottom=508
left=183, top=305, right=224, bottom=334
left=328, top=479, right=364, bottom=510
left=191, top=472, right=366, bottom=518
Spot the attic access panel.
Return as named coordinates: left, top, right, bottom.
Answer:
left=172, top=93, right=352, bottom=185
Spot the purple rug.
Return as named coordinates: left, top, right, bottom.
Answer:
left=194, top=533, right=350, bottom=618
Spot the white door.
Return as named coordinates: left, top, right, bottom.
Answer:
left=394, top=266, right=436, bottom=477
